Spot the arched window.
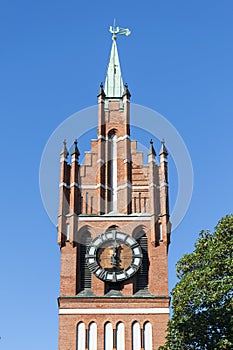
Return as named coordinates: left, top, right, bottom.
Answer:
left=132, top=322, right=141, bottom=350
left=144, top=322, right=152, bottom=350
left=76, top=322, right=85, bottom=350
left=88, top=322, right=97, bottom=350
left=116, top=322, right=125, bottom=350
left=104, top=322, right=113, bottom=350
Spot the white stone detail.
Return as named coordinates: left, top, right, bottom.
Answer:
left=77, top=216, right=152, bottom=221
left=70, top=182, right=80, bottom=188
left=98, top=135, right=107, bottom=141
left=116, top=134, right=130, bottom=142
left=60, top=181, right=165, bottom=191
left=148, top=183, right=160, bottom=189
left=59, top=308, right=170, bottom=315
left=132, top=185, right=148, bottom=190
left=117, top=183, right=129, bottom=191
left=160, top=156, right=168, bottom=163
left=148, top=156, right=156, bottom=164
left=80, top=184, right=96, bottom=189
left=60, top=157, right=68, bottom=163
left=59, top=182, right=69, bottom=188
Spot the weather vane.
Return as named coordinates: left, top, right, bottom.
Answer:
left=109, top=19, right=131, bottom=40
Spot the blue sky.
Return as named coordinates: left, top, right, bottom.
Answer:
left=1, top=1, right=233, bottom=349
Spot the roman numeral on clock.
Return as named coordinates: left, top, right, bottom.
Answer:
left=88, top=260, right=99, bottom=273
left=98, top=269, right=108, bottom=280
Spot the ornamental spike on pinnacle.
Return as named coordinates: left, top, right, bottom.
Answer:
left=123, top=83, right=131, bottom=98
left=148, top=139, right=156, bottom=156
left=159, top=138, right=168, bottom=156
left=61, top=139, right=69, bottom=157
left=71, top=139, right=80, bottom=157
left=97, top=82, right=106, bottom=97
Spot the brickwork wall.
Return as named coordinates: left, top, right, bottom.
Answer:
left=58, top=312, right=169, bottom=350
left=57, top=96, right=171, bottom=349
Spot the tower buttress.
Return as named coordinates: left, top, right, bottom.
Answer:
left=159, top=139, right=170, bottom=244
left=97, top=83, right=106, bottom=214
left=58, top=140, right=70, bottom=246
left=148, top=140, right=159, bottom=245
left=69, top=140, right=80, bottom=243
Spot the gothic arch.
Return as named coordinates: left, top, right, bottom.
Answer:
left=76, top=225, right=93, bottom=245
left=132, top=225, right=147, bottom=240
left=105, top=224, right=119, bottom=232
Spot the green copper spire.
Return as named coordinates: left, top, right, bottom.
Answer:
left=104, top=23, right=131, bottom=98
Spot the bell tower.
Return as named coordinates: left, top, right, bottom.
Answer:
left=58, top=29, right=171, bottom=350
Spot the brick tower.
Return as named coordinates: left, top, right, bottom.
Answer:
left=58, top=31, right=171, bottom=350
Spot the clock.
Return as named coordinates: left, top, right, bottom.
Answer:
left=85, top=229, right=142, bottom=282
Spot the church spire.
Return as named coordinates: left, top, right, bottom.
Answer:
left=104, top=23, right=131, bottom=98
left=104, top=37, right=124, bottom=97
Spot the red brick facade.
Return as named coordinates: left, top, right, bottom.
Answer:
left=57, top=41, right=171, bottom=350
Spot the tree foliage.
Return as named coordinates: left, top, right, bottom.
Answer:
left=160, top=215, right=233, bottom=350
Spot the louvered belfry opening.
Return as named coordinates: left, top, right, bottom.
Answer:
left=134, top=233, right=149, bottom=293
left=79, top=232, right=92, bottom=292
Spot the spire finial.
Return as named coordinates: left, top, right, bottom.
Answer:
left=148, top=138, right=156, bottom=156
left=109, top=21, right=131, bottom=40
left=97, top=82, right=106, bottom=97
left=123, top=82, right=131, bottom=98
left=159, top=138, right=168, bottom=156
left=71, top=139, right=80, bottom=157
left=60, top=139, right=69, bottom=157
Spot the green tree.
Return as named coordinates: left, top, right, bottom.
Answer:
left=160, top=215, right=233, bottom=350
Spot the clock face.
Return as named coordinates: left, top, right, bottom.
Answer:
left=85, top=230, right=142, bottom=282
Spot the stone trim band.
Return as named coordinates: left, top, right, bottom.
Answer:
left=59, top=307, right=170, bottom=315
